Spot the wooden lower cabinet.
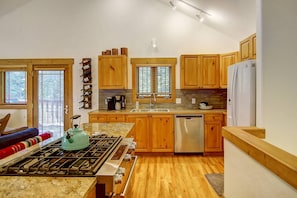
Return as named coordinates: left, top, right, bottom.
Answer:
left=151, top=115, right=174, bottom=152
left=204, top=114, right=223, bottom=153
left=126, top=114, right=174, bottom=153
left=89, top=114, right=125, bottom=123
left=126, top=114, right=150, bottom=152
left=89, top=114, right=107, bottom=123
left=106, top=114, right=125, bottom=122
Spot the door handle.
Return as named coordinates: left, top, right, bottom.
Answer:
left=64, top=105, right=68, bottom=115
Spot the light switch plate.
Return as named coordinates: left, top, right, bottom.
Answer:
left=176, top=98, right=182, bottom=104
left=192, top=98, right=196, bottom=104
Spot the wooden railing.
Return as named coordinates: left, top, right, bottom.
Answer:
left=38, top=99, right=64, bottom=134
left=222, top=126, right=297, bottom=190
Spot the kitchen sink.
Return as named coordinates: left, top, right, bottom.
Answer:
left=130, top=108, right=170, bottom=112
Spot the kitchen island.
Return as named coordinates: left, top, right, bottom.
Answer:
left=0, top=123, right=134, bottom=198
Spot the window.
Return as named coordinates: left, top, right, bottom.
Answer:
left=0, top=66, right=27, bottom=105
left=131, top=58, right=176, bottom=103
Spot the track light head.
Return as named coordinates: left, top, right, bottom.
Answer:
left=196, top=14, right=204, bottom=22
left=169, top=1, right=177, bottom=10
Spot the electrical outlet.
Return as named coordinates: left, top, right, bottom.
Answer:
left=176, top=98, right=182, bottom=104
left=192, top=98, right=196, bottom=104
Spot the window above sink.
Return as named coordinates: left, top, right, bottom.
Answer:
left=131, top=58, right=177, bottom=104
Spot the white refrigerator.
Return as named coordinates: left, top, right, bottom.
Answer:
left=227, top=60, right=256, bottom=126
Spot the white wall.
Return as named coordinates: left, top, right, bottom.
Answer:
left=0, top=0, right=239, bottom=123
left=261, top=0, right=297, bottom=155
left=224, top=140, right=297, bottom=198
left=224, top=0, right=297, bottom=197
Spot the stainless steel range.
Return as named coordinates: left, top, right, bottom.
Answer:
left=0, top=134, right=137, bottom=198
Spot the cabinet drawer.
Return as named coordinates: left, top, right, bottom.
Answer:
left=106, top=115, right=125, bottom=122
left=204, top=114, right=223, bottom=122
left=89, top=115, right=107, bottom=123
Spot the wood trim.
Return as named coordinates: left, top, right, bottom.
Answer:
left=0, top=59, right=74, bottom=65
left=222, top=126, right=297, bottom=189
left=235, top=127, right=266, bottom=138
left=131, top=57, right=176, bottom=103
left=0, top=58, right=74, bottom=129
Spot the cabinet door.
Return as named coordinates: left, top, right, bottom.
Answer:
left=240, top=33, right=256, bottom=61
left=89, top=114, right=107, bottom=123
left=98, top=55, right=127, bottom=89
left=180, top=55, right=201, bottom=89
left=220, top=52, right=239, bottom=88
left=200, top=55, right=220, bottom=88
left=151, top=115, right=174, bottom=152
left=240, top=37, right=251, bottom=61
left=251, top=33, right=256, bottom=59
left=126, top=115, right=150, bottom=152
left=204, top=114, right=223, bottom=152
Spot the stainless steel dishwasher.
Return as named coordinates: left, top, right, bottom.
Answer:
left=175, top=114, right=204, bottom=153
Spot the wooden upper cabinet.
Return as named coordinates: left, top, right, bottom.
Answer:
left=180, top=55, right=200, bottom=88
left=240, top=33, right=256, bottom=61
left=200, top=55, right=220, bottom=88
left=98, top=55, right=127, bottom=89
left=220, top=52, right=239, bottom=88
left=251, top=34, right=256, bottom=59
left=180, top=54, right=220, bottom=89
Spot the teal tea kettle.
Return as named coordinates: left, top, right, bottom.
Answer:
left=62, top=115, right=90, bottom=151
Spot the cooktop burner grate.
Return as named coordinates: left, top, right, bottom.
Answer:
left=0, top=135, right=122, bottom=177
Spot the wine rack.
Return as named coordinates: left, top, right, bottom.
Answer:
left=80, top=58, right=92, bottom=109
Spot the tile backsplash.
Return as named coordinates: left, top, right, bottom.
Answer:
left=98, top=89, right=227, bottom=110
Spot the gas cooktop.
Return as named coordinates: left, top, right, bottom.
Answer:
left=0, top=135, right=122, bottom=177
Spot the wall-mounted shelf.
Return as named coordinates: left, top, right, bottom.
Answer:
left=80, top=58, right=92, bottom=109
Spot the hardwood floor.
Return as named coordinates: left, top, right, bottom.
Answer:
left=126, top=155, right=224, bottom=198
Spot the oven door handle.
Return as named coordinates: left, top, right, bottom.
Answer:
left=119, top=156, right=138, bottom=198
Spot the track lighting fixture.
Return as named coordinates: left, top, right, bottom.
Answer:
left=169, top=1, right=177, bottom=10
left=196, top=13, right=204, bottom=22
left=169, top=0, right=211, bottom=21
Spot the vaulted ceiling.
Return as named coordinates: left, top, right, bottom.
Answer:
left=158, top=0, right=256, bottom=41
left=0, top=0, right=256, bottom=42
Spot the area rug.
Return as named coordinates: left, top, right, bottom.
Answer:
left=205, top=173, right=224, bottom=197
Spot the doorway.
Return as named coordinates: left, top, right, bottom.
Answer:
left=33, top=64, right=73, bottom=137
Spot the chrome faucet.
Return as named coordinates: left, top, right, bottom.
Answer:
left=149, top=93, right=156, bottom=109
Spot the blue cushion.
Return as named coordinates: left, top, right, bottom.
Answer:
left=0, top=128, right=39, bottom=149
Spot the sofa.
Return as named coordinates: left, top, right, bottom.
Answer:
left=0, top=127, right=52, bottom=159
left=0, top=127, right=39, bottom=149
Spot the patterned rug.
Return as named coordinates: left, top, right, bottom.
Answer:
left=205, top=173, right=224, bottom=197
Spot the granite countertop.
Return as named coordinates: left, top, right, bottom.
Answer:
left=82, top=122, right=134, bottom=137
left=0, top=123, right=135, bottom=198
left=89, top=108, right=227, bottom=115
left=0, top=176, right=96, bottom=198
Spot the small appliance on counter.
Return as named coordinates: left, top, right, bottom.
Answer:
left=199, top=101, right=213, bottom=110
left=62, top=115, right=90, bottom=151
left=107, top=97, right=116, bottom=110
left=115, top=95, right=121, bottom=110
left=120, top=95, right=126, bottom=109
left=107, top=95, right=126, bottom=110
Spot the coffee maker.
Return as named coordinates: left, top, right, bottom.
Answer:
left=120, top=95, right=126, bottom=109
left=115, top=95, right=121, bottom=110
left=107, top=97, right=115, bottom=110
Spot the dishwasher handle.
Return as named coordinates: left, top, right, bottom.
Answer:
left=175, top=115, right=203, bottom=119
